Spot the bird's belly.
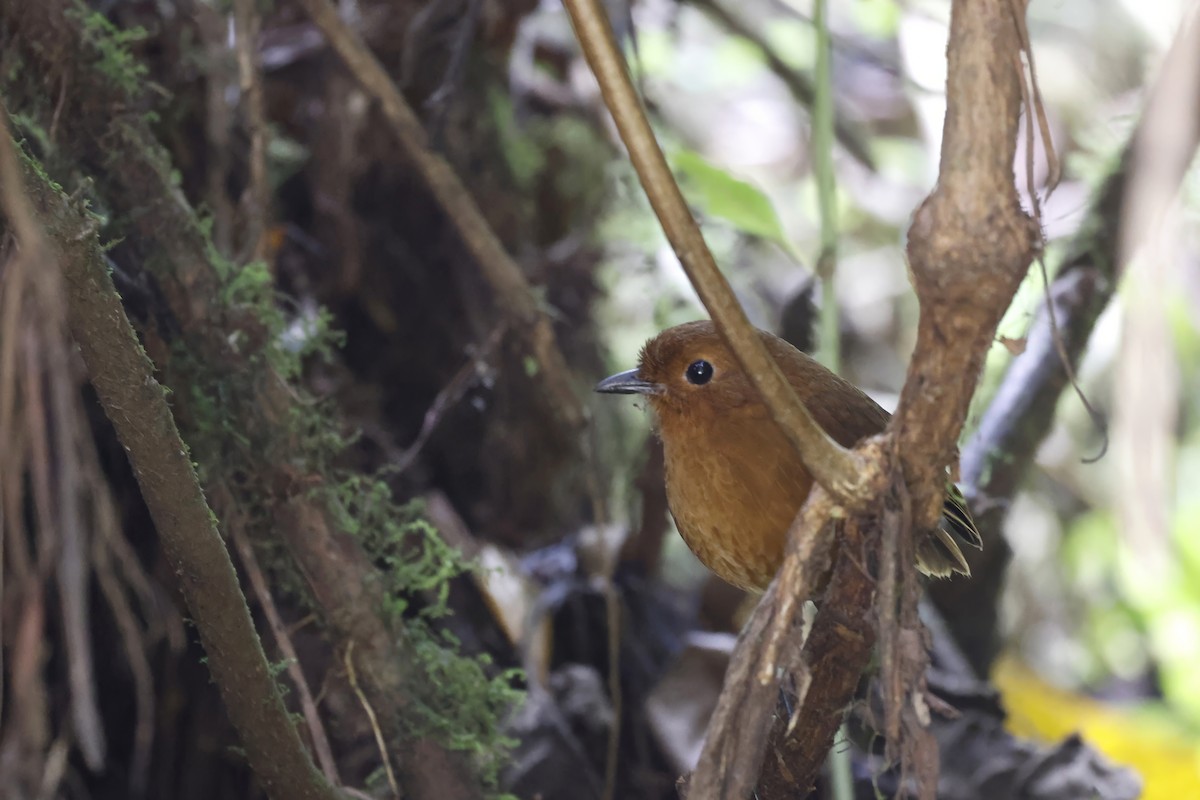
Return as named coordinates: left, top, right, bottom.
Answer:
left=664, top=448, right=802, bottom=592
left=674, top=515, right=782, bottom=592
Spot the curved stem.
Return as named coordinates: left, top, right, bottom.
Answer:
left=561, top=0, right=872, bottom=507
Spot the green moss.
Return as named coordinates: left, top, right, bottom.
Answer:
left=323, top=483, right=523, bottom=789
left=9, top=11, right=524, bottom=790
left=2, top=49, right=24, bottom=85
left=10, top=113, right=54, bottom=161
left=409, top=621, right=522, bottom=788
left=69, top=2, right=148, bottom=97
left=267, top=658, right=295, bottom=701
left=165, top=214, right=521, bottom=793
left=489, top=89, right=545, bottom=189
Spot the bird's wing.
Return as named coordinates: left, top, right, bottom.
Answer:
left=942, top=481, right=983, bottom=550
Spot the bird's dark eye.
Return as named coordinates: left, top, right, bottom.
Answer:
left=685, top=360, right=714, bottom=386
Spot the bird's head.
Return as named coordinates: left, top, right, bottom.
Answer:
left=595, top=320, right=768, bottom=419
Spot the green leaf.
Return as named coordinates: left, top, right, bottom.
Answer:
left=850, top=0, right=902, bottom=39
left=671, top=149, right=792, bottom=250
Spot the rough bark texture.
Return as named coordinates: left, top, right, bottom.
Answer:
left=18, top=159, right=339, bottom=800
left=935, top=9, right=1200, bottom=674
left=0, top=1, right=498, bottom=796
left=896, top=2, right=1041, bottom=524
left=728, top=0, right=1040, bottom=794
left=756, top=521, right=875, bottom=797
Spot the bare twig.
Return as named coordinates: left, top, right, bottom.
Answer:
left=393, top=324, right=505, bottom=473
left=231, top=523, right=342, bottom=784
left=276, top=497, right=485, bottom=800
left=561, top=0, right=873, bottom=508
left=0, top=271, right=12, bottom=736
left=37, top=736, right=70, bottom=797
left=91, top=490, right=155, bottom=797
left=49, top=301, right=106, bottom=776
left=2, top=579, right=49, bottom=791
left=421, top=0, right=484, bottom=141
left=1038, top=255, right=1107, bottom=464
left=345, top=642, right=399, bottom=799
left=234, top=0, right=270, bottom=263
left=1, top=253, right=27, bottom=743
left=22, top=335, right=56, bottom=578
left=0, top=331, right=44, bottom=792
left=1012, top=0, right=1102, bottom=454
left=878, top=482, right=902, bottom=751
left=1011, top=12, right=1104, bottom=467
left=811, top=0, right=840, bottom=373
left=688, top=480, right=846, bottom=799
left=1008, top=0, right=1061, bottom=198
left=601, top=582, right=622, bottom=800
left=196, top=2, right=237, bottom=257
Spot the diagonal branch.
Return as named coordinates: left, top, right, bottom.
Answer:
left=560, top=0, right=873, bottom=508
left=700, top=0, right=1041, bottom=795
left=294, top=0, right=585, bottom=438
left=686, top=487, right=844, bottom=799
left=566, top=0, right=1038, bottom=796
left=0, top=3, right=491, bottom=795
left=233, top=0, right=270, bottom=263
left=1, top=118, right=341, bottom=800
left=558, top=5, right=883, bottom=790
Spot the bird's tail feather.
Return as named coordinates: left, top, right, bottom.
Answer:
left=917, top=482, right=983, bottom=578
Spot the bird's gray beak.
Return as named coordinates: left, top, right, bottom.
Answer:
left=595, top=368, right=659, bottom=395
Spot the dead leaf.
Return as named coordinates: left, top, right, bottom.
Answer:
left=999, top=335, right=1028, bottom=355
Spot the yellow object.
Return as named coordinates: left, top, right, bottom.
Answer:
left=992, top=655, right=1200, bottom=800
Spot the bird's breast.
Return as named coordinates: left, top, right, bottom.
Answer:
left=660, top=413, right=814, bottom=592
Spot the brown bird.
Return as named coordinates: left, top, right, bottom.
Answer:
left=596, top=320, right=981, bottom=592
